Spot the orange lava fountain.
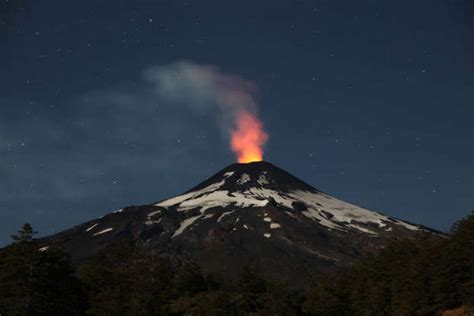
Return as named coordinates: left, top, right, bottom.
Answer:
left=230, top=110, right=269, bottom=163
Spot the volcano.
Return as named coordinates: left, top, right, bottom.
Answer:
left=44, top=161, right=436, bottom=287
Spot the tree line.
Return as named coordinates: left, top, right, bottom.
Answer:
left=0, top=212, right=472, bottom=315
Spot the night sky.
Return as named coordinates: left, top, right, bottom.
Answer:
left=1, top=1, right=473, bottom=245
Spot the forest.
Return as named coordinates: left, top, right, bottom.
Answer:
left=0, top=211, right=472, bottom=316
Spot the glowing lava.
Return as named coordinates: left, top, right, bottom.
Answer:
left=230, top=110, right=269, bottom=163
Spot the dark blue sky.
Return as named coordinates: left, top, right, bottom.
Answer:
left=1, top=1, right=473, bottom=245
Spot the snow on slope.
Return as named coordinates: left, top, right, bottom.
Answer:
left=153, top=170, right=420, bottom=235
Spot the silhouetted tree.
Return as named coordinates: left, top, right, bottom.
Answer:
left=11, top=223, right=37, bottom=243
left=1, top=212, right=472, bottom=315
left=0, top=224, right=86, bottom=315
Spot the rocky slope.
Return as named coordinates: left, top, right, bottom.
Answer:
left=44, top=161, right=437, bottom=287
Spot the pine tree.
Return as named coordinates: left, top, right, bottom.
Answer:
left=0, top=224, right=87, bottom=315
left=11, top=223, right=37, bottom=243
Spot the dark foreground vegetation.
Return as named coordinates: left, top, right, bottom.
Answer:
left=0, top=212, right=472, bottom=316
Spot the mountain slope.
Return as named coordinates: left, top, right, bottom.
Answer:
left=44, top=161, right=436, bottom=287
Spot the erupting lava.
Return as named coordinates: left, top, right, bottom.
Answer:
left=230, top=110, right=268, bottom=163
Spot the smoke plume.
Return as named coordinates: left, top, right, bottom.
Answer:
left=145, top=61, right=268, bottom=162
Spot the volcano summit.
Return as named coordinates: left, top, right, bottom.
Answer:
left=44, top=161, right=435, bottom=286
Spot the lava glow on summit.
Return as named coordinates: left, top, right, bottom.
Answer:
left=230, top=110, right=268, bottom=163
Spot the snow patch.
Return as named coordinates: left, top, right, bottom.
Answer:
left=223, top=171, right=235, bottom=178
left=270, top=223, right=281, bottom=229
left=172, top=215, right=202, bottom=238
left=237, top=173, right=251, bottom=185
left=202, top=213, right=215, bottom=220
left=243, top=224, right=249, bottom=229
left=145, top=209, right=163, bottom=225
left=217, top=210, right=236, bottom=223
left=144, top=218, right=162, bottom=225
left=390, top=219, right=419, bottom=231
left=86, top=223, right=98, bottom=232
left=155, top=177, right=227, bottom=208
left=348, top=224, right=376, bottom=235
left=147, top=209, right=162, bottom=217
left=38, top=246, right=49, bottom=252
left=264, top=233, right=271, bottom=238
left=287, top=190, right=420, bottom=233
left=93, top=228, right=113, bottom=236
left=263, top=217, right=272, bottom=222
left=257, top=175, right=269, bottom=185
